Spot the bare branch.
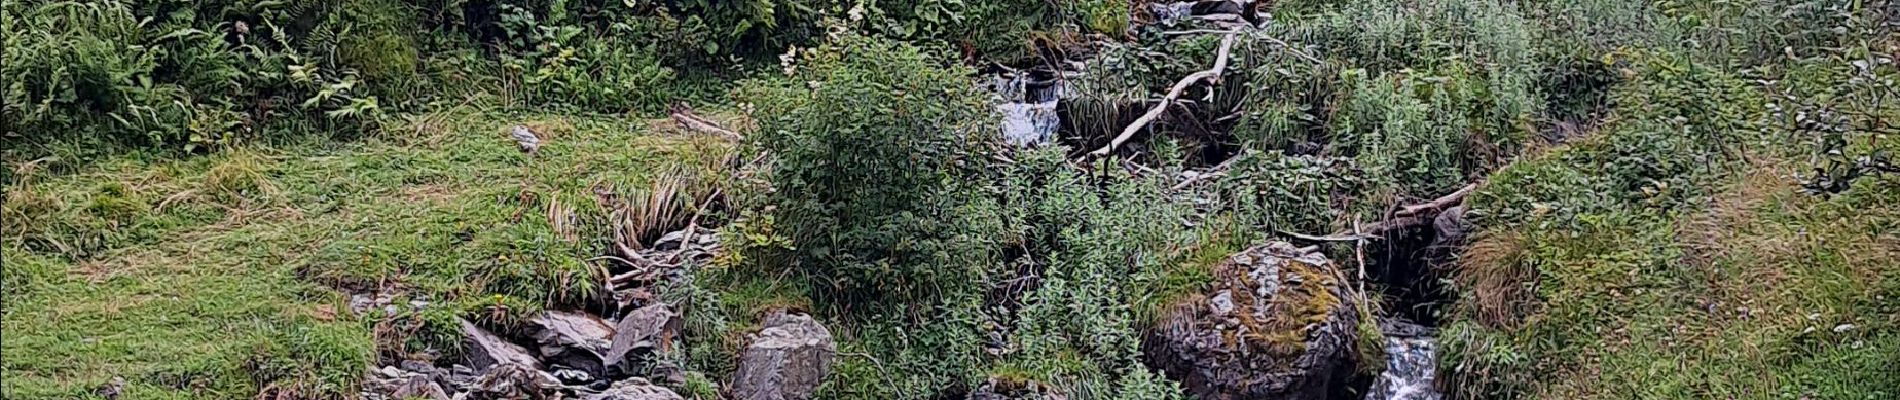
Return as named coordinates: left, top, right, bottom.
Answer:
left=1087, top=33, right=1239, bottom=158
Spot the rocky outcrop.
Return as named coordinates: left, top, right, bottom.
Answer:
left=605, top=303, right=680, bottom=377
left=731, top=310, right=836, bottom=400
left=391, top=375, right=451, bottom=400
left=1142, top=242, right=1359, bottom=400
left=467, top=362, right=561, bottom=399
left=526, top=310, right=616, bottom=375
left=461, top=318, right=541, bottom=370
left=585, top=378, right=686, bottom=400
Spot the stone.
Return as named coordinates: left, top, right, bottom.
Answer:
left=527, top=310, right=616, bottom=374
left=604, top=303, right=680, bottom=377
left=1142, top=242, right=1359, bottom=400
left=459, top=318, right=540, bottom=371
left=731, top=310, right=836, bottom=400
left=466, top=363, right=559, bottom=400
left=584, top=378, right=685, bottom=400
left=392, top=375, right=452, bottom=400
left=511, top=125, right=541, bottom=153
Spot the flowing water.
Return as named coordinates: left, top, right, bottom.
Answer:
left=993, top=71, right=1064, bottom=146
left=1366, top=321, right=1443, bottom=400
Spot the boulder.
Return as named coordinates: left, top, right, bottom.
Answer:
left=459, top=318, right=541, bottom=371
left=585, top=378, right=686, bottom=400
left=1142, top=242, right=1359, bottom=400
left=527, top=310, right=616, bottom=374
left=604, top=303, right=680, bottom=377
left=730, top=310, right=836, bottom=400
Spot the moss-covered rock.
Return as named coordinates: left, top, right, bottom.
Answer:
left=1142, top=242, right=1358, bottom=400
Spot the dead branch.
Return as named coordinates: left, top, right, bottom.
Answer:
left=1087, top=33, right=1239, bottom=158
left=1396, top=183, right=1479, bottom=217
left=669, top=104, right=741, bottom=141
left=1283, top=184, right=1481, bottom=242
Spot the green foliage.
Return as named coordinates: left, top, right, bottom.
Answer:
left=982, top=148, right=1201, bottom=399
left=0, top=0, right=390, bottom=153
left=1470, top=52, right=1763, bottom=227
left=1212, top=151, right=1361, bottom=234
left=740, top=33, right=996, bottom=302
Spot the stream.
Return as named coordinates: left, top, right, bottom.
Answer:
left=1367, top=320, right=1443, bottom=400
left=992, top=69, right=1065, bottom=146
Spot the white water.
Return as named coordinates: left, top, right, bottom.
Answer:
left=993, top=73, right=1064, bottom=146
left=1366, top=333, right=1443, bottom=400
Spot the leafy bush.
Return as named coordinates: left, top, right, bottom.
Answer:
left=740, top=33, right=996, bottom=302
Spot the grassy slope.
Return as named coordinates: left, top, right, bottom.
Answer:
left=1442, top=60, right=1900, bottom=398
left=2, top=110, right=728, bottom=398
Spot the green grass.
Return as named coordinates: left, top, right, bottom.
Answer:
left=1440, top=54, right=1900, bottom=398
left=2, top=109, right=732, bottom=398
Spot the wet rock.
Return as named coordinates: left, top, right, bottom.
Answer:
left=467, top=363, right=560, bottom=400
left=584, top=378, right=685, bottom=400
left=968, top=376, right=1069, bottom=400
left=1143, top=242, right=1359, bottom=400
left=527, top=310, right=616, bottom=374
left=459, top=318, right=541, bottom=371
left=731, top=310, right=836, bottom=400
left=605, top=303, right=680, bottom=377
left=392, top=375, right=452, bottom=400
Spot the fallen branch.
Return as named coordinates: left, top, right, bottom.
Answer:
left=1280, top=184, right=1482, bottom=242
left=1396, top=183, right=1479, bottom=217
left=1087, top=33, right=1239, bottom=158
left=669, top=104, right=740, bottom=141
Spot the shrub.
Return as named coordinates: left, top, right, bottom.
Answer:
left=740, top=33, right=995, bottom=303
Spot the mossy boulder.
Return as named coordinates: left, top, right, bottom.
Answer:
left=1142, top=242, right=1359, bottom=400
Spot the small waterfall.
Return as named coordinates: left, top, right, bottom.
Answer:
left=1367, top=321, right=1443, bottom=400
left=993, top=70, right=1064, bottom=147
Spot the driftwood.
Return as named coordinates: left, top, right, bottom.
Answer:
left=669, top=104, right=740, bottom=141
left=1282, top=183, right=1481, bottom=242
left=1088, top=33, right=1239, bottom=158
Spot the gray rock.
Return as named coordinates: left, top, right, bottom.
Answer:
left=527, top=310, right=616, bottom=374
left=459, top=318, right=540, bottom=371
left=1143, top=242, right=1359, bottom=400
left=731, top=310, right=836, bottom=400
left=467, top=362, right=560, bottom=400
left=585, top=378, right=685, bottom=400
left=511, top=125, right=541, bottom=153
left=392, top=375, right=452, bottom=400
left=605, top=303, right=680, bottom=377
